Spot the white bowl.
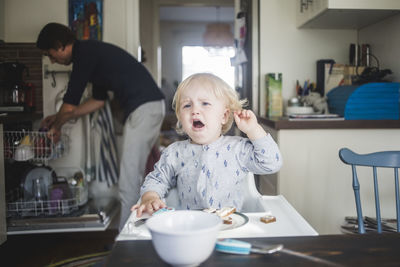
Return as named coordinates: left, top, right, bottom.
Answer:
left=146, top=210, right=221, bottom=267
left=14, top=145, right=34, bottom=161
left=286, top=106, right=314, bottom=115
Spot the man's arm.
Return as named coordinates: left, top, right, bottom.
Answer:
left=55, top=98, right=105, bottom=127
left=44, top=98, right=105, bottom=142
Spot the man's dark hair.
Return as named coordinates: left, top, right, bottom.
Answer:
left=36, top=23, right=76, bottom=50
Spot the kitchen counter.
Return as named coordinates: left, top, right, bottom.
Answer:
left=259, top=117, right=400, bottom=130
left=258, top=117, right=400, bottom=234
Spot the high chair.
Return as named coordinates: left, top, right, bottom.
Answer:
left=165, top=172, right=266, bottom=212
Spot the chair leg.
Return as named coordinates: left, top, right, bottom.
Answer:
left=395, top=168, right=400, bottom=232
left=352, top=166, right=365, bottom=234
left=354, top=190, right=365, bottom=234
left=373, top=167, right=382, bottom=233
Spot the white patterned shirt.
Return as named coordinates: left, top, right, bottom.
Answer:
left=140, top=134, right=282, bottom=211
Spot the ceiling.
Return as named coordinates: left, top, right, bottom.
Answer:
left=159, top=6, right=235, bottom=22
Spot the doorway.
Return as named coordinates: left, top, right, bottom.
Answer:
left=182, top=46, right=235, bottom=87
left=139, top=1, right=236, bottom=113
left=159, top=4, right=235, bottom=114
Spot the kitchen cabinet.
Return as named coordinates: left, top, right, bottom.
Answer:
left=297, top=0, right=400, bottom=29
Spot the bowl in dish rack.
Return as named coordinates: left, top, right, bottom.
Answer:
left=146, top=210, right=221, bottom=266
left=14, top=144, right=34, bottom=161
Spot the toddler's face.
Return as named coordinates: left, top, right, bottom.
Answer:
left=178, top=82, right=228, bottom=145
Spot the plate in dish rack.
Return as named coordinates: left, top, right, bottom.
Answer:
left=220, top=212, right=249, bottom=231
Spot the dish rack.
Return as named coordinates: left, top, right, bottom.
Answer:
left=6, top=165, right=88, bottom=218
left=3, top=130, right=69, bottom=163
left=7, top=188, right=81, bottom=217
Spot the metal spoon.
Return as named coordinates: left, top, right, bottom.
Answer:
left=250, top=244, right=283, bottom=254
left=280, top=248, right=344, bottom=267
left=216, top=239, right=283, bottom=255
left=134, top=218, right=148, bottom=227
left=217, top=239, right=343, bottom=267
left=252, top=242, right=343, bottom=266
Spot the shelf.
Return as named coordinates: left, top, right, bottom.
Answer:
left=258, top=116, right=400, bottom=130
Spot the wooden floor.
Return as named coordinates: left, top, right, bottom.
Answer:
left=0, top=212, right=120, bottom=267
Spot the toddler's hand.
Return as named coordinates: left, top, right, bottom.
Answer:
left=131, top=198, right=166, bottom=217
left=234, top=109, right=266, bottom=140
left=234, top=109, right=258, bottom=133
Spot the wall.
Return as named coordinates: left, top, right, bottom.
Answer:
left=140, top=0, right=158, bottom=80
left=258, top=0, right=357, bottom=114
left=2, top=0, right=139, bottom=57
left=359, top=13, right=400, bottom=82
left=3, top=0, right=67, bottom=43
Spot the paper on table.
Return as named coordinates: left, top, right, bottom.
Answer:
left=288, top=114, right=344, bottom=121
left=118, top=210, right=152, bottom=240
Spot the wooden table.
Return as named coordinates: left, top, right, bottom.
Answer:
left=104, top=233, right=400, bottom=266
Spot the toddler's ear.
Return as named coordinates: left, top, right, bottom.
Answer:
left=222, top=108, right=230, bottom=124
left=176, top=120, right=183, bottom=129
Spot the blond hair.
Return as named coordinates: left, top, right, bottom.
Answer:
left=172, top=73, right=247, bottom=135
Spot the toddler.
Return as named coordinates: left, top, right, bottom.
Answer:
left=132, top=73, right=282, bottom=216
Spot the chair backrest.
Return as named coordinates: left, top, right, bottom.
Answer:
left=339, top=148, right=400, bottom=234
left=165, top=172, right=264, bottom=212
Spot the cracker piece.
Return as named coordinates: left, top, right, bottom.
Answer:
left=260, top=215, right=276, bottom=224
left=216, top=207, right=236, bottom=217
left=223, top=216, right=233, bottom=224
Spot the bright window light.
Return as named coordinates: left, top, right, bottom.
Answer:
left=182, top=46, right=235, bottom=88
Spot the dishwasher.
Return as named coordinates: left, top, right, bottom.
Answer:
left=3, top=130, right=119, bottom=234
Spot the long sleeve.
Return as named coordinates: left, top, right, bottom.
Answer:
left=140, top=144, right=178, bottom=199
left=139, top=135, right=282, bottom=211
left=238, top=134, right=282, bottom=175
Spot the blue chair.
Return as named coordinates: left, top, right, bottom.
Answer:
left=339, top=148, right=400, bottom=234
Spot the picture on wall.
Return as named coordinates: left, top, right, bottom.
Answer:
left=68, top=0, right=103, bottom=40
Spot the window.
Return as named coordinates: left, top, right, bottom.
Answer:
left=182, top=46, right=235, bottom=88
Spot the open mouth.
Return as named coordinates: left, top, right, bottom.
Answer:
left=192, top=119, right=205, bottom=128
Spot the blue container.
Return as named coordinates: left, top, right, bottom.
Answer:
left=327, top=83, right=400, bottom=120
